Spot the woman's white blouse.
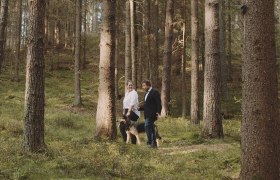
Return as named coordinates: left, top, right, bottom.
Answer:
left=123, top=90, right=140, bottom=117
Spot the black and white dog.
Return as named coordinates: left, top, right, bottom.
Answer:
left=118, top=115, right=161, bottom=146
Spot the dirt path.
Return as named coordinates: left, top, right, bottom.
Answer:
left=159, top=143, right=234, bottom=155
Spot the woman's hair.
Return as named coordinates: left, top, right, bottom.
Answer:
left=141, top=80, right=151, bottom=86
left=126, top=80, right=133, bottom=85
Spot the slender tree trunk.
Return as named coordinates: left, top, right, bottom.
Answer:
left=0, top=0, right=8, bottom=73
left=161, top=0, right=174, bottom=117
left=23, top=0, right=46, bottom=152
left=146, top=0, right=151, bottom=80
left=241, top=1, right=280, bottom=179
left=202, top=0, right=223, bottom=138
left=125, top=0, right=131, bottom=88
left=54, top=6, right=61, bottom=68
left=115, top=36, right=118, bottom=99
left=181, top=0, right=187, bottom=118
left=92, top=0, right=98, bottom=32
left=95, top=0, right=116, bottom=140
left=130, top=0, right=137, bottom=87
left=54, top=7, right=60, bottom=47
left=137, top=2, right=143, bottom=84
left=115, top=3, right=119, bottom=99
left=82, top=0, right=87, bottom=69
left=153, top=0, right=160, bottom=88
left=219, top=0, right=228, bottom=99
left=191, top=0, right=199, bottom=124
left=44, top=0, right=49, bottom=47
left=226, top=0, right=232, bottom=81
left=74, top=0, right=82, bottom=106
left=13, top=0, right=22, bottom=82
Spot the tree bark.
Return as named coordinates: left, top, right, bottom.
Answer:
left=74, top=0, right=82, bottom=106
left=161, top=0, right=174, bottom=117
left=23, top=0, right=46, bottom=152
left=125, top=0, right=131, bottom=88
left=137, top=2, right=143, bottom=84
left=115, top=4, right=119, bottom=99
left=190, top=0, right=199, bottom=124
left=82, top=0, right=87, bottom=70
left=92, top=0, right=98, bottom=32
left=181, top=0, right=187, bottom=118
left=241, top=1, right=280, bottom=179
left=95, top=0, right=117, bottom=140
left=226, top=0, right=232, bottom=81
left=146, top=0, right=151, bottom=80
left=13, top=0, right=22, bottom=82
left=0, top=0, right=8, bottom=73
left=115, top=36, right=118, bottom=99
left=153, top=0, right=160, bottom=88
left=219, top=0, right=228, bottom=99
left=202, top=0, right=223, bottom=138
left=130, top=0, right=137, bottom=87
left=44, top=0, right=49, bottom=47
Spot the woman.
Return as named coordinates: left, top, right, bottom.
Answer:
left=123, top=80, right=140, bottom=120
left=120, top=80, right=140, bottom=144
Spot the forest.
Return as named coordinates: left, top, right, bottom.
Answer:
left=0, top=0, right=279, bottom=179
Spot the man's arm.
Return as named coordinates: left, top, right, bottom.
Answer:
left=138, top=101, right=144, bottom=111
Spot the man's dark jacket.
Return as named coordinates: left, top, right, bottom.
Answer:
left=139, top=88, right=162, bottom=120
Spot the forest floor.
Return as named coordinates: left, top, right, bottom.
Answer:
left=0, top=56, right=242, bottom=179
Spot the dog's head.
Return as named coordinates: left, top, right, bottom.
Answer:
left=117, top=115, right=131, bottom=130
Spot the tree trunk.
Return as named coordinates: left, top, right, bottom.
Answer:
left=92, top=0, right=98, bottom=32
left=181, top=0, right=187, bottom=118
left=226, top=0, right=232, bottom=81
left=95, top=0, right=117, bottom=140
left=13, top=0, right=22, bottom=82
left=241, top=1, right=280, bottom=179
left=81, top=0, right=87, bottom=70
left=74, top=0, right=82, bottom=106
left=137, top=2, right=143, bottom=84
left=146, top=0, right=151, bottom=80
left=115, top=4, right=119, bottom=99
left=202, top=0, right=223, bottom=138
left=115, top=36, right=118, bottom=99
left=54, top=6, right=60, bottom=47
left=125, top=0, right=131, bottom=88
left=44, top=0, right=49, bottom=47
left=0, top=0, right=8, bottom=73
left=190, top=0, right=199, bottom=124
left=130, top=0, right=137, bottom=87
left=219, top=0, right=228, bottom=99
left=152, top=0, right=160, bottom=88
left=161, top=0, right=174, bottom=117
left=23, top=0, right=46, bottom=152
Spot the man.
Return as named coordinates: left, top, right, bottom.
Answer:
left=139, top=80, right=162, bottom=148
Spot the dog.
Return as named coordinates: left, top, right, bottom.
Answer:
left=118, top=115, right=162, bottom=146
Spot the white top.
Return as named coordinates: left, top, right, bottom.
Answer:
left=123, top=89, right=140, bottom=117
left=145, top=87, right=152, bottom=101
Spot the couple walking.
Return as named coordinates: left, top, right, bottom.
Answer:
left=121, top=80, right=162, bottom=148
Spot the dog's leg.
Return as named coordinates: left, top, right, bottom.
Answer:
left=154, top=126, right=161, bottom=147
left=135, top=134, right=141, bottom=145
left=156, top=138, right=160, bottom=147
left=126, top=131, right=131, bottom=144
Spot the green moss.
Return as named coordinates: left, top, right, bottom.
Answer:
left=0, top=52, right=241, bottom=179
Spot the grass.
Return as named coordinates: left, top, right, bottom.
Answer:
left=0, top=59, right=241, bottom=179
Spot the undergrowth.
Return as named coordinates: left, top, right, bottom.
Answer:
left=0, top=60, right=241, bottom=179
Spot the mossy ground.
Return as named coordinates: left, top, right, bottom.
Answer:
left=0, top=55, right=241, bottom=179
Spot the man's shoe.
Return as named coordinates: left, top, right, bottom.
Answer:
left=149, top=144, right=157, bottom=149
